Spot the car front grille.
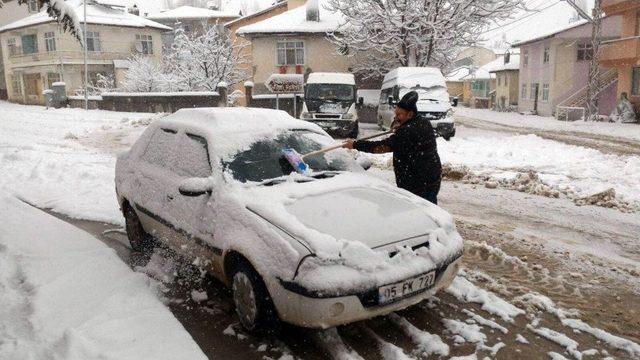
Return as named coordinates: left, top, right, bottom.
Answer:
left=418, top=112, right=446, bottom=120
left=388, top=241, right=430, bottom=258
left=315, top=114, right=342, bottom=119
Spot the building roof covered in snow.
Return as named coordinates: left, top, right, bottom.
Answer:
left=225, top=0, right=288, bottom=28
left=489, top=51, right=521, bottom=73
left=236, top=0, right=343, bottom=35
left=445, top=67, right=472, bottom=82
left=146, top=5, right=239, bottom=21
left=0, top=0, right=171, bottom=33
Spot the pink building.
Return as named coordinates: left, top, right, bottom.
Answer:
left=513, top=17, right=622, bottom=119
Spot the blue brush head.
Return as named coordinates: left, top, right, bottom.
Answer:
left=282, top=148, right=308, bottom=173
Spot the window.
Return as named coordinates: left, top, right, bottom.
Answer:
left=174, top=134, right=211, bottom=178
left=277, top=41, right=304, bottom=66
left=47, top=72, right=61, bottom=89
left=27, top=0, right=39, bottom=13
left=542, top=83, right=550, bottom=102
left=142, top=128, right=177, bottom=167
left=530, top=83, right=538, bottom=100
left=85, top=31, right=101, bottom=52
left=523, top=49, right=529, bottom=67
left=521, top=84, right=527, bottom=99
left=7, top=38, right=19, bottom=56
left=136, top=34, right=153, bottom=55
left=380, top=87, right=392, bottom=105
left=577, top=43, right=593, bottom=61
left=21, top=34, right=38, bottom=54
left=632, top=67, right=640, bottom=96
left=543, top=47, right=550, bottom=63
left=44, top=31, right=56, bottom=52
left=10, top=74, right=22, bottom=97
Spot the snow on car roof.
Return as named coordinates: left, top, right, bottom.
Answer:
left=0, top=0, right=171, bottom=32
left=383, top=67, right=447, bottom=89
left=307, top=73, right=356, bottom=85
left=154, top=107, right=325, bottom=158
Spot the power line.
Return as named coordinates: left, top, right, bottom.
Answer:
left=480, top=1, right=563, bottom=35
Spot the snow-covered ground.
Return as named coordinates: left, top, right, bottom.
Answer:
left=454, top=107, right=640, bottom=141
left=0, top=195, right=206, bottom=359
left=2, top=102, right=639, bottom=359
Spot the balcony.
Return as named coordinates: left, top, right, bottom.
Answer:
left=8, top=50, right=137, bottom=67
left=602, top=0, right=640, bottom=16
left=600, top=37, right=640, bottom=66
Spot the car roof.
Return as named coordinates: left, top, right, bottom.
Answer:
left=306, top=72, right=356, bottom=85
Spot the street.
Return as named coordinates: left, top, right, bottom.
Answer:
left=2, top=103, right=635, bottom=359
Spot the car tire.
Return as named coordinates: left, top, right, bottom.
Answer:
left=231, top=260, right=280, bottom=335
left=124, top=204, right=154, bottom=253
left=348, top=124, right=359, bottom=139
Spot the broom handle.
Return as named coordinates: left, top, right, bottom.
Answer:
left=302, top=130, right=394, bottom=160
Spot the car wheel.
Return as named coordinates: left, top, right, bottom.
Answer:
left=124, top=204, right=154, bottom=253
left=348, top=125, right=359, bottom=139
left=231, top=261, right=280, bottom=334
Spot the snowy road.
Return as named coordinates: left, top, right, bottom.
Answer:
left=2, top=102, right=639, bottom=359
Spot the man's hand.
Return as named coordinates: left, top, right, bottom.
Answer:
left=342, top=139, right=355, bottom=149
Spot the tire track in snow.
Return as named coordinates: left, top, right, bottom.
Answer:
left=360, top=325, right=416, bottom=360
left=314, top=328, right=365, bottom=360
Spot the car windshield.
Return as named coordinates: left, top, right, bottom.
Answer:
left=401, top=86, right=449, bottom=102
left=226, top=130, right=362, bottom=183
left=306, top=84, right=355, bottom=102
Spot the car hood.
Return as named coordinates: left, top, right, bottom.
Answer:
left=416, top=100, right=450, bottom=113
left=283, top=187, right=439, bottom=249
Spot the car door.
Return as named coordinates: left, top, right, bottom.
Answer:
left=134, top=127, right=185, bottom=248
left=166, top=131, right=224, bottom=277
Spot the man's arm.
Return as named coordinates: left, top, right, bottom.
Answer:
left=343, top=135, right=396, bottom=154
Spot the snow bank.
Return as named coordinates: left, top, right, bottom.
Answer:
left=0, top=195, right=205, bottom=359
left=0, top=101, right=155, bottom=225
left=455, top=107, right=640, bottom=142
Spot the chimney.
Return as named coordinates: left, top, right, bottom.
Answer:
left=129, top=4, right=140, bottom=16
left=306, top=0, right=319, bottom=22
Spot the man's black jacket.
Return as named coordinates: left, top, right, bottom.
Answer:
left=354, top=117, right=442, bottom=194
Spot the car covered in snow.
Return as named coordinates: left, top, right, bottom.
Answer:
left=378, top=67, right=456, bottom=140
left=115, top=108, right=464, bottom=332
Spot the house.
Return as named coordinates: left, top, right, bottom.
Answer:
left=490, top=50, right=520, bottom=110
left=451, top=46, right=503, bottom=70
left=600, top=0, right=640, bottom=116
left=0, top=1, right=170, bottom=105
left=445, top=66, right=471, bottom=103
left=0, top=0, right=37, bottom=99
left=513, top=17, right=622, bottom=118
left=235, top=0, right=351, bottom=95
left=224, top=0, right=291, bottom=103
left=464, top=62, right=497, bottom=109
left=146, top=5, right=239, bottom=48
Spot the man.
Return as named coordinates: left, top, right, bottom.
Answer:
left=343, top=91, right=442, bottom=204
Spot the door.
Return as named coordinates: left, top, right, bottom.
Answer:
left=533, top=83, right=540, bottom=114
left=23, top=73, right=42, bottom=105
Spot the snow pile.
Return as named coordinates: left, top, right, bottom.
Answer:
left=0, top=195, right=205, bottom=359
left=388, top=313, right=449, bottom=357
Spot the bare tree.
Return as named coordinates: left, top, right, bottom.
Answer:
left=326, top=0, right=525, bottom=77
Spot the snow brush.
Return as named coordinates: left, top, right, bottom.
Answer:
left=282, top=129, right=394, bottom=174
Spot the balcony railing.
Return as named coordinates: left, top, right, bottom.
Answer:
left=600, top=37, right=640, bottom=65
left=8, top=50, right=136, bottom=64
left=602, top=0, right=640, bottom=16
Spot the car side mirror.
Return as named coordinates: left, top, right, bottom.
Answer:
left=388, top=96, right=396, bottom=106
left=451, top=97, right=459, bottom=107
left=179, top=177, right=213, bottom=197
left=358, top=96, right=364, bottom=107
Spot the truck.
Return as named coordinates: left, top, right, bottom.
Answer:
left=300, top=72, right=363, bottom=138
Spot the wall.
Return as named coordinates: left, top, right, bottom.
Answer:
left=494, top=70, right=519, bottom=108
left=98, top=91, right=224, bottom=112
left=250, top=34, right=351, bottom=94
left=453, top=46, right=498, bottom=69
left=446, top=81, right=464, bottom=101
left=1, top=21, right=165, bottom=105
left=0, top=0, right=32, bottom=97
left=607, top=8, right=640, bottom=114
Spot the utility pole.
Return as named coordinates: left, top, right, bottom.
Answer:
left=83, top=0, right=88, bottom=110
left=564, top=0, right=603, bottom=121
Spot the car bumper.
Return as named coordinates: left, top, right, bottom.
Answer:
left=266, top=256, right=461, bottom=329
left=432, top=119, right=455, bottom=139
left=306, top=119, right=358, bottom=137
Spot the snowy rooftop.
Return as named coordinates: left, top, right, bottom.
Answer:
left=237, top=0, right=343, bottom=35
left=445, top=67, right=472, bottom=82
left=146, top=6, right=239, bottom=21
left=0, top=0, right=171, bottom=32
left=489, top=53, right=521, bottom=73
left=511, top=19, right=589, bottom=47
left=224, top=0, right=287, bottom=28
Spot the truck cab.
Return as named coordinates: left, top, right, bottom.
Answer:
left=300, top=72, right=362, bottom=138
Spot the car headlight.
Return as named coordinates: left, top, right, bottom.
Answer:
left=342, top=113, right=355, bottom=120
left=301, top=112, right=313, bottom=119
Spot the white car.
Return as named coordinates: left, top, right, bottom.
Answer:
left=115, top=108, right=464, bottom=333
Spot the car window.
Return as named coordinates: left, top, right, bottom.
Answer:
left=173, top=133, right=212, bottom=178
left=141, top=128, right=177, bottom=168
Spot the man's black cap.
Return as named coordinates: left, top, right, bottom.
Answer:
left=397, top=91, right=419, bottom=114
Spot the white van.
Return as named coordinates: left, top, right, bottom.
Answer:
left=378, top=67, right=456, bottom=140
left=300, top=72, right=362, bottom=138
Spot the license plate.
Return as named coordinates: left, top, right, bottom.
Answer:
left=378, top=271, right=435, bottom=305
